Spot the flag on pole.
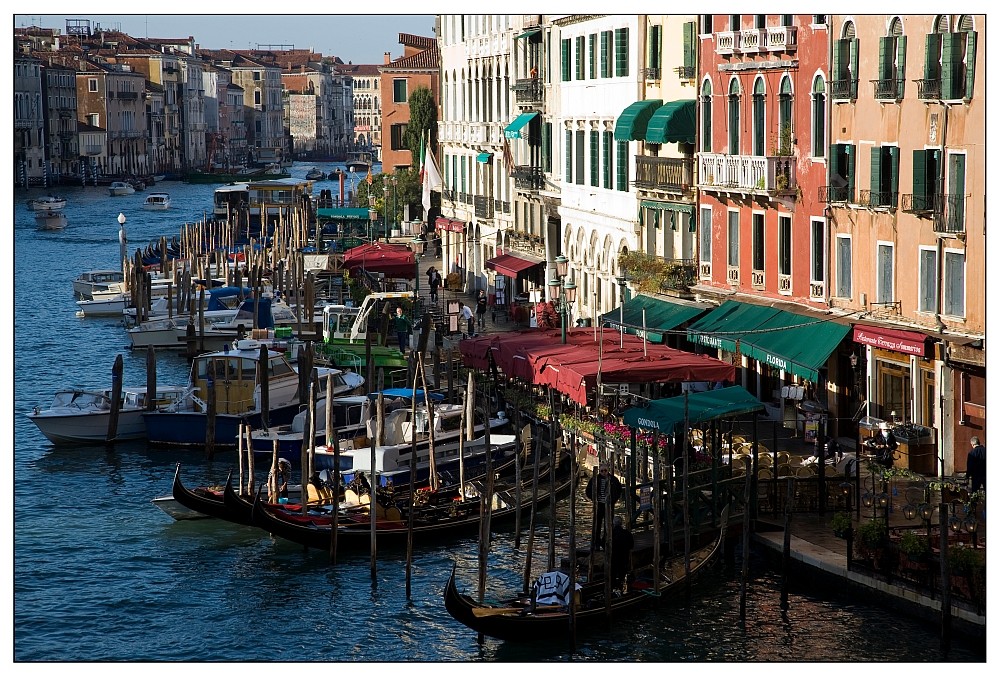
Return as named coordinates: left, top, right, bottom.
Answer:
left=501, top=124, right=514, bottom=176
left=365, top=167, right=373, bottom=185
left=421, top=132, right=442, bottom=216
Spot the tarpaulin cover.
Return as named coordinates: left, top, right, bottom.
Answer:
left=460, top=329, right=735, bottom=406
left=341, top=242, right=416, bottom=279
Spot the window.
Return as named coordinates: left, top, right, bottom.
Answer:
left=727, top=79, right=740, bottom=155
left=616, top=140, right=628, bottom=191
left=701, top=15, right=713, bottom=35
left=941, top=24, right=978, bottom=100
left=589, top=130, right=599, bottom=186
left=682, top=22, right=696, bottom=78
left=727, top=211, right=739, bottom=267
left=813, top=15, right=828, bottom=25
left=602, top=131, right=613, bottom=188
left=253, top=71, right=261, bottom=81
left=730, top=15, right=741, bottom=31
left=751, top=212, right=765, bottom=271
left=615, top=28, right=629, bottom=77
left=755, top=15, right=766, bottom=29
left=876, top=20, right=907, bottom=100
left=88, top=78, right=98, bottom=92
left=811, top=76, right=826, bottom=158
left=461, top=157, right=466, bottom=193
left=561, top=39, right=571, bottom=81
left=648, top=25, right=661, bottom=74
left=700, top=206, right=712, bottom=264
left=600, top=31, right=613, bottom=78
left=565, top=129, right=572, bottom=182
left=778, top=76, right=793, bottom=151
left=869, top=145, right=899, bottom=208
left=752, top=78, right=765, bottom=156
left=876, top=243, right=894, bottom=304
left=576, top=36, right=585, bottom=80
left=811, top=219, right=825, bottom=283
left=911, top=149, right=942, bottom=211
left=778, top=215, right=792, bottom=276
left=836, top=235, right=852, bottom=297
left=254, top=89, right=261, bottom=106
left=829, top=143, right=856, bottom=202
left=86, top=113, right=99, bottom=127
left=833, top=22, right=859, bottom=99
left=542, top=122, right=552, bottom=173
left=589, top=34, right=597, bottom=79
left=701, top=80, right=713, bottom=153
left=575, top=130, right=584, bottom=185
left=943, top=250, right=965, bottom=317
left=918, top=247, right=939, bottom=313
left=946, top=151, right=966, bottom=232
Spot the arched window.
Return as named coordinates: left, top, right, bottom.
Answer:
left=876, top=18, right=906, bottom=100
left=700, top=79, right=712, bottom=153
left=728, top=78, right=741, bottom=155
left=752, top=77, right=765, bottom=156
left=812, top=75, right=826, bottom=158
left=833, top=20, right=858, bottom=99
left=778, top=75, right=793, bottom=146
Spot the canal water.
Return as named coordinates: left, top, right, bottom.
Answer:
left=12, top=164, right=984, bottom=662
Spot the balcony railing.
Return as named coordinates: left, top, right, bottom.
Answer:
left=819, top=185, right=854, bottom=204
left=641, top=67, right=661, bottom=80
left=726, top=266, right=740, bottom=284
left=512, top=165, right=543, bottom=191
left=635, top=156, right=694, bottom=192
left=512, top=78, right=543, bottom=105
left=443, top=188, right=456, bottom=201
left=830, top=79, right=857, bottom=100
left=933, top=194, right=966, bottom=234
left=698, top=154, right=796, bottom=195
left=503, top=201, right=511, bottom=213
left=859, top=189, right=898, bottom=209
left=715, top=31, right=738, bottom=55
left=474, top=195, right=494, bottom=219
left=764, top=26, right=797, bottom=51
left=740, top=29, right=762, bottom=51
left=901, top=192, right=940, bottom=214
left=916, top=79, right=941, bottom=100
left=810, top=282, right=825, bottom=299
left=699, top=262, right=711, bottom=279
left=459, top=192, right=471, bottom=204
left=117, top=91, right=139, bottom=101
left=872, top=78, right=904, bottom=100
left=778, top=274, right=792, bottom=293
left=751, top=270, right=765, bottom=289
left=84, top=145, right=103, bottom=155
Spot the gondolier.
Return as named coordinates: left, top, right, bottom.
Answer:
left=585, top=462, right=621, bottom=549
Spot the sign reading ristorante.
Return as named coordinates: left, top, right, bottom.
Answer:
left=852, top=325, right=928, bottom=357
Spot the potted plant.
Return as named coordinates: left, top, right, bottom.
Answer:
left=947, top=545, right=986, bottom=603
left=830, top=512, right=852, bottom=539
left=854, top=518, right=887, bottom=561
left=898, top=530, right=931, bottom=569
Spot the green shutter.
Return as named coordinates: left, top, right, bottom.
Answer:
left=879, top=37, right=891, bottom=81
left=965, top=31, right=977, bottom=99
left=576, top=36, right=585, bottom=80
left=889, top=146, right=899, bottom=205
left=650, top=25, right=661, bottom=70
left=924, top=33, right=941, bottom=81
left=542, top=122, right=551, bottom=173
left=870, top=146, right=882, bottom=203
left=850, top=38, right=859, bottom=98
left=896, top=36, right=907, bottom=97
left=589, top=34, right=597, bottom=79
left=590, top=130, right=599, bottom=186
left=846, top=144, right=855, bottom=201
left=461, top=159, right=466, bottom=193
left=615, top=28, right=629, bottom=77
left=603, top=130, right=612, bottom=188
left=833, top=39, right=844, bottom=82
left=565, top=129, right=572, bottom=182
left=941, top=32, right=958, bottom=99
left=600, top=31, right=609, bottom=78
left=683, top=22, right=696, bottom=71
left=561, top=39, right=570, bottom=81
left=616, top=140, right=628, bottom=191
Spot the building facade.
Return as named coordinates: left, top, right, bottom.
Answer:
left=380, top=33, right=440, bottom=172
left=14, top=53, right=46, bottom=185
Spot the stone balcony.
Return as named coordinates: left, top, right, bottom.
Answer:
left=697, top=153, right=796, bottom=197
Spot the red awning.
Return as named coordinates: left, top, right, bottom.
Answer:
left=342, top=242, right=416, bottom=279
left=434, top=217, right=465, bottom=233
left=485, top=252, right=545, bottom=278
left=852, top=324, right=931, bottom=357
left=461, top=329, right=735, bottom=406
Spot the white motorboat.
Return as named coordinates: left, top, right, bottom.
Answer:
left=27, top=385, right=190, bottom=445
left=76, top=291, right=130, bottom=317
left=28, top=195, right=67, bottom=212
left=108, top=181, right=136, bottom=196
left=73, top=269, right=126, bottom=299
left=143, top=192, right=171, bottom=209
left=35, top=211, right=67, bottom=231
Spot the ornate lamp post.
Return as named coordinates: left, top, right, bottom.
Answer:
left=411, top=235, right=425, bottom=295
left=548, top=254, right=577, bottom=345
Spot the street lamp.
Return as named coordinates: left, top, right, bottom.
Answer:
left=118, top=212, right=127, bottom=273
left=411, top=235, right=425, bottom=296
left=383, top=179, right=390, bottom=242
left=548, top=255, right=576, bottom=345
left=368, top=194, right=377, bottom=243
left=391, top=176, right=398, bottom=241
left=616, top=269, right=628, bottom=347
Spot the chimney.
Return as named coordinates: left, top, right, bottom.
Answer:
left=383, top=51, right=391, bottom=64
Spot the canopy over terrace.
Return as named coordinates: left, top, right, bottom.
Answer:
left=460, top=329, right=735, bottom=406
left=341, top=242, right=416, bottom=279
left=622, top=385, right=765, bottom=433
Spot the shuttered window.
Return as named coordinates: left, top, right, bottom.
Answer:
left=812, top=76, right=826, bottom=158
left=811, top=220, right=825, bottom=282
left=575, top=130, right=585, bottom=185
left=589, top=131, right=599, bottom=186
left=615, top=28, right=629, bottom=77
left=779, top=215, right=792, bottom=276
left=728, top=79, right=740, bottom=155
left=752, top=213, right=765, bottom=271
left=836, top=236, right=852, bottom=298
left=648, top=25, right=661, bottom=72
left=699, top=206, right=712, bottom=264
left=877, top=243, right=894, bottom=304
left=701, top=80, right=712, bottom=153
left=542, top=122, right=551, bottom=173
left=575, top=36, right=585, bottom=80
left=947, top=152, right=966, bottom=232
left=727, top=211, right=739, bottom=267
left=600, top=31, right=612, bottom=78
left=943, top=251, right=965, bottom=317
left=602, top=131, right=613, bottom=189
left=616, top=140, right=628, bottom=191
left=683, top=22, right=696, bottom=75
left=918, top=248, right=939, bottom=313
left=565, top=129, right=572, bottom=182
left=561, top=39, right=571, bottom=81
left=752, top=79, right=765, bottom=156
left=589, top=34, right=597, bottom=79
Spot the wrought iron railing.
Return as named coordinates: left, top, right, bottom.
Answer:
left=674, top=66, right=695, bottom=79
left=819, top=185, right=853, bottom=203
left=641, top=67, right=661, bottom=80
left=634, top=156, right=694, bottom=192
left=474, top=195, right=494, bottom=219
left=901, top=193, right=939, bottom=214
left=915, top=79, right=941, bottom=100
left=512, top=165, right=543, bottom=191
left=871, top=79, right=904, bottom=100
left=830, top=78, right=857, bottom=100
left=512, top=78, right=543, bottom=104
left=933, top=194, right=966, bottom=234
left=859, top=189, right=898, bottom=209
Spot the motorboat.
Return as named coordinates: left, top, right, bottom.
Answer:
left=143, top=192, right=171, bottom=209
left=346, top=151, right=372, bottom=174
left=108, top=181, right=136, bottom=196
left=73, top=270, right=125, bottom=299
left=304, top=167, right=325, bottom=181
left=27, top=385, right=189, bottom=445
left=76, top=290, right=130, bottom=318
left=27, top=195, right=67, bottom=211
left=35, top=211, right=67, bottom=231
left=142, top=339, right=361, bottom=448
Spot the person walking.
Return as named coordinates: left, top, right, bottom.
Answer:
left=585, top=462, right=622, bottom=550
left=460, top=302, right=475, bottom=338
left=476, top=289, right=488, bottom=330
left=967, top=436, right=986, bottom=492
left=393, top=306, right=412, bottom=353
left=429, top=268, right=442, bottom=303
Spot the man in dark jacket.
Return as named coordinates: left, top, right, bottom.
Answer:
left=586, top=462, right=622, bottom=549
left=967, top=437, right=986, bottom=492
left=610, top=516, right=634, bottom=588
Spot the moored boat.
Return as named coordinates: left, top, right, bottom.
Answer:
left=143, top=192, right=171, bottom=209
left=35, top=211, right=67, bottom=230
left=304, top=167, right=325, bottom=181
left=28, top=195, right=67, bottom=211
left=108, top=181, right=136, bottom=196
left=72, top=269, right=126, bottom=299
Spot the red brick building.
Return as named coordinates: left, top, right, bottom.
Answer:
left=379, top=33, right=440, bottom=172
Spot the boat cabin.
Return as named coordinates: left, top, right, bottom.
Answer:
left=190, top=343, right=297, bottom=415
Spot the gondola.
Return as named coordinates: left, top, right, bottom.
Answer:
left=443, top=506, right=728, bottom=642
left=250, top=451, right=573, bottom=551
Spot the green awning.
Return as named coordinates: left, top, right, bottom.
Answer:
left=599, top=294, right=708, bottom=343
left=317, top=207, right=371, bottom=220
left=687, top=300, right=851, bottom=381
left=645, top=99, right=696, bottom=144
left=613, top=99, right=662, bottom=141
left=622, top=386, right=765, bottom=432
left=640, top=200, right=694, bottom=214
left=476, top=152, right=492, bottom=164
left=514, top=28, right=541, bottom=40
left=504, top=112, right=539, bottom=139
